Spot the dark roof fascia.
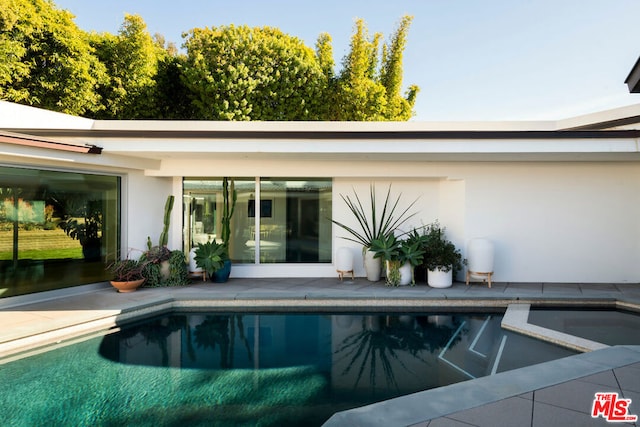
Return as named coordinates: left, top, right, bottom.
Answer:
left=9, top=129, right=640, bottom=140
left=0, top=131, right=102, bottom=153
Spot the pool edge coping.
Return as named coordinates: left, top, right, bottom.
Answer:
left=322, top=345, right=640, bottom=427
left=1, top=292, right=639, bottom=360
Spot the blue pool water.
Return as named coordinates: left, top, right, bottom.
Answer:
left=1, top=311, right=577, bottom=426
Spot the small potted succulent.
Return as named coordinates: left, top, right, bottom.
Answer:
left=370, top=231, right=425, bottom=286
left=107, top=258, right=146, bottom=292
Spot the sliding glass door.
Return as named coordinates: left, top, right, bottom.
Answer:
left=0, top=166, right=120, bottom=297
left=183, top=178, right=331, bottom=264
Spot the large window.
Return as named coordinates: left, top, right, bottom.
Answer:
left=0, top=166, right=120, bottom=298
left=183, top=178, right=332, bottom=263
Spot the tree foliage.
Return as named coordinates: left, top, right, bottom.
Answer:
left=182, top=25, right=327, bottom=120
left=89, top=14, right=165, bottom=119
left=0, top=1, right=419, bottom=121
left=0, top=0, right=106, bottom=115
left=331, top=16, right=419, bottom=121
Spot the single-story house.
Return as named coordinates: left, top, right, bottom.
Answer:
left=1, top=100, right=640, bottom=297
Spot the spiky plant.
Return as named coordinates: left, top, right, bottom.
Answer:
left=331, top=184, right=418, bottom=250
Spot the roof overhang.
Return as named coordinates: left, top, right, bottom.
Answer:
left=0, top=131, right=101, bottom=154
left=626, top=56, right=640, bottom=93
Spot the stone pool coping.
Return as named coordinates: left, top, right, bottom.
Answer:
left=1, top=279, right=639, bottom=359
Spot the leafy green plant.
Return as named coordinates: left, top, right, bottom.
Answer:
left=423, top=221, right=463, bottom=273
left=194, top=240, right=229, bottom=278
left=331, top=184, right=418, bottom=250
left=370, top=233, right=402, bottom=286
left=142, top=249, right=189, bottom=287
left=371, top=229, right=426, bottom=286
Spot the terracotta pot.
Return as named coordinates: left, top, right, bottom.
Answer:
left=110, top=278, right=145, bottom=293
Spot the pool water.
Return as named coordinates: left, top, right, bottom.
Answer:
left=0, top=311, right=577, bottom=427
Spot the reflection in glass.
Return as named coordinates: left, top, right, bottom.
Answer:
left=259, top=179, right=332, bottom=263
left=183, top=178, right=255, bottom=263
left=183, top=178, right=332, bottom=264
left=0, top=166, right=120, bottom=297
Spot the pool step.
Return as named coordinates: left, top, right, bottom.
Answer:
left=438, top=315, right=509, bottom=380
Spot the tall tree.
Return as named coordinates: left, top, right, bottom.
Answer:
left=0, top=0, right=106, bottom=115
left=379, top=15, right=419, bottom=120
left=330, top=16, right=419, bottom=121
left=90, top=14, right=164, bottom=119
left=182, top=25, right=327, bottom=120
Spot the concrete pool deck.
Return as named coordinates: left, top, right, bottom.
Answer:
left=1, top=278, right=640, bottom=426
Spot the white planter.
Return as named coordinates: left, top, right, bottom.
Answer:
left=398, top=261, right=413, bottom=286
left=363, top=250, right=382, bottom=281
left=428, top=267, right=453, bottom=288
left=467, top=238, right=494, bottom=275
left=336, top=247, right=355, bottom=271
left=189, top=247, right=202, bottom=273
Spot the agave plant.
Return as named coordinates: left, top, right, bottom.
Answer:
left=194, top=239, right=229, bottom=278
left=331, top=184, right=419, bottom=250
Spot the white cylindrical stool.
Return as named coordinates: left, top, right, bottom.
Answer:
left=336, top=247, right=355, bottom=280
left=466, top=238, right=494, bottom=288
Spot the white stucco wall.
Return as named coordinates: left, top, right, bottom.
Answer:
left=461, top=162, right=640, bottom=283
left=146, top=155, right=640, bottom=283
left=123, top=172, right=174, bottom=257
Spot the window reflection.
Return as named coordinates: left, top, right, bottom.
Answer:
left=0, top=166, right=120, bottom=297
left=183, top=178, right=332, bottom=264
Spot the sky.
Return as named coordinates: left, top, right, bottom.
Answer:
left=54, top=0, right=640, bottom=122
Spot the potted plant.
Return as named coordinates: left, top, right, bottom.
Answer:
left=370, top=233, right=402, bottom=286
left=107, top=258, right=146, bottom=292
left=331, top=184, right=418, bottom=281
left=141, top=195, right=174, bottom=284
left=217, top=177, right=236, bottom=282
left=194, top=239, right=230, bottom=283
left=423, top=221, right=464, bottom=288
left=370, top=230, right=426, bottom=286
left=398, top=232, right=426, bottom=285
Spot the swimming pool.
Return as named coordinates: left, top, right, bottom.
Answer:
left=0, top=311, right=577, bottom=426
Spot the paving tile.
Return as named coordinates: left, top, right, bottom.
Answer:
left=427, top=417, right=476, bottom=426
left=533, top=401, right=633, bottom=427
left=621, top=389, right=640, bottom=420
left=535, top=379, right=620, bottom=415
left=577, top=370, right=620, bottom=388
left=615, top=365, right=640, bottom=393
left=447, top=396, right=532, bottom=427
left=543, top=283, right=582, bottom=293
